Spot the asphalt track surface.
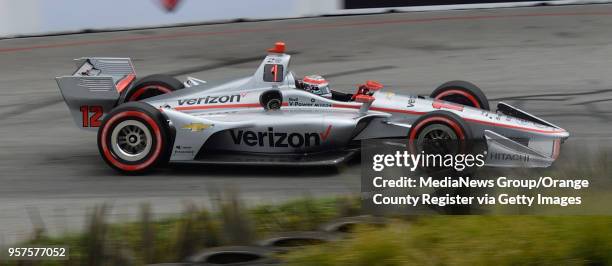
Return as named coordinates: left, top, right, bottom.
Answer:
left=1, top=4, right=612, bottom=243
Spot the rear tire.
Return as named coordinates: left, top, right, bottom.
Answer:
left=431, top=80, right=489, bottom=110
left=97, top=102, right=171, bottom=174
left=123, top=74, right=184, bottom=102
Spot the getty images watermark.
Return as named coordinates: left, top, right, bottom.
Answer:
left=361, top=139, right=606, bottom=215
left=372, top=150, right=486, bottom=172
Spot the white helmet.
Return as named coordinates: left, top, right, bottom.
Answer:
left=302, top=75, right=331, bottom=98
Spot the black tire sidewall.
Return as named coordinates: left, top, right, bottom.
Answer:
left=431, top=80, right=490, bottom=110
left=123, top=74, right=184, bottom=102
left=408, top=111, right=473, bottom=155
left=408, top=111, right=488, bottom=174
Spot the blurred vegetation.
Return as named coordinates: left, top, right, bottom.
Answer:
left=6, top=193, right=612, bottom=266
left=285, top=216, right=612, bottom=266
left=283, top=147, right=612, bottom=265
left=1, top=193, right=355, bottom=266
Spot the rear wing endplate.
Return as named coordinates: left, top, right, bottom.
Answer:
left=56, top=57, right=136, bottom=130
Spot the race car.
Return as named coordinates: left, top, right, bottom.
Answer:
left=56, top=42, right=569, bottom=173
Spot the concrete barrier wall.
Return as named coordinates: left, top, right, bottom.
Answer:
left=0, top=0, right=609, bottom=38
left=0, top=0, right=306, bottom=37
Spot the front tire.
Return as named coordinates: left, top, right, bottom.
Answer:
left=97, top=102, right=171, bottom=173
left=408, top=111, right=472, bottom=156
left=408, top=111, right=487, bottom=174
left=431, top=80, right=490, bottom=110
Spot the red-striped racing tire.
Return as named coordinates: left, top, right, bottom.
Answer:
left=97, top=102, right=170, bottom=174
left=408, top=111, right=472, bottom=157
left=431, top=80, right=490, bottom=110
left=124, top=74, right=184, bottom=102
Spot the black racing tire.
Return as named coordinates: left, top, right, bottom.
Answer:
left=97, top=102, right=171, bottom=174
left=408, top=111, right=488, bottom=174
left=123, top=74, right=184, bottom=102
left=431, top=80, right=490, bottom=110
left=408, top=111, right=472, bottom=156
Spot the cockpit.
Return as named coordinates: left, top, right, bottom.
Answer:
left=294, top=74, right=381, bottom=102
left=262, top=42, right=380, bottom=103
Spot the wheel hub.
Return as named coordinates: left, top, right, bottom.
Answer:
left=110, top=120, right=153, bottom=162
left=127, top=134, right=140, bottom=145
left=417, top=124, right=459, bottom=155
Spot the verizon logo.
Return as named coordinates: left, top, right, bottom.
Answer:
left=230, top=126, right=332, bottom=148
left=178, top=94, right=241, bottom=106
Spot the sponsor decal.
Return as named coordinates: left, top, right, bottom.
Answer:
left=516, top=118, right=530, bottom=125
left=406, top=95, right=416, bottom=107
left=229, top=126, right=332, bottom=148
left=174, top=145, right=194, bottom=155
left=320, top=125, right=332, bottom=141
left=489, top=152, right=530, bottom=162
left=177, top=94, right=241, bottom=106
left=182, top=122, right=214, bottom=132
left=287, top=97, right=332, bottom=107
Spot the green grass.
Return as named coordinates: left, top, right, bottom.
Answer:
left=17, top=197, right=612, bottom=266
left=2, top=195, right=354, bottom=266
left=285, top=216, right=612, bottom=266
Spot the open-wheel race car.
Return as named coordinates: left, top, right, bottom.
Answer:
left=57, top=42, right=569, bottom=173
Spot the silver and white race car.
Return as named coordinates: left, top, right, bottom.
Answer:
left=57, top=42, right=569, bottom=173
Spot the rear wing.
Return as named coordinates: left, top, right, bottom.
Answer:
left=56, top=57, right=137, bottom=130
left=72, top=57, right=136, bottom=80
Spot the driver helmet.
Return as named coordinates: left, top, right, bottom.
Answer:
left=302, top=75, right=331, bottom=98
